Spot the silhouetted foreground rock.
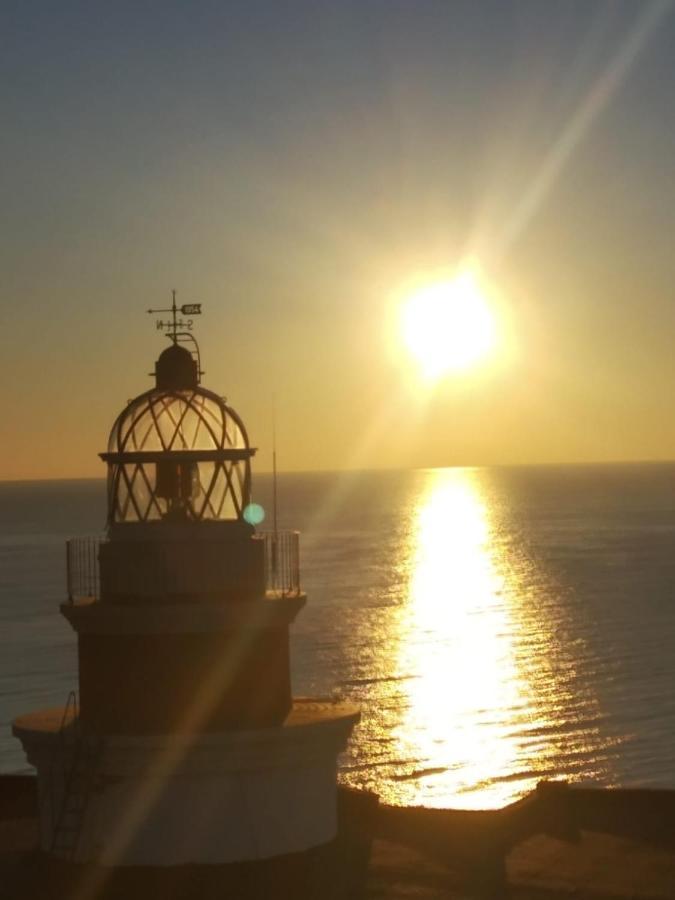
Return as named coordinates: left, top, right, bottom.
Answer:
left=3, top=775, right=675, bottom=898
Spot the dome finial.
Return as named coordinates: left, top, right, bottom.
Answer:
left=147, top=290, right=204, bottom=383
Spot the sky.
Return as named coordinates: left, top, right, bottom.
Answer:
left=2, top=0, right=675, bottom=479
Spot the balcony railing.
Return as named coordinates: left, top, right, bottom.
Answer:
left=66, top=530, right=301, bottom=603
left=257, top=530, right=301, bottom=599
left=65, top=536, right=101, bottom=603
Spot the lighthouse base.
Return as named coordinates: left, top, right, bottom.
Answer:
left=13, top=699, right=359, bottom=867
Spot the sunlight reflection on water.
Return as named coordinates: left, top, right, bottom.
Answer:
left=349, top=467, right=617, bottom=809
left=391, top=468, right=526, bottom=807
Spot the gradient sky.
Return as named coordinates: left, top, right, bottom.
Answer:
left=3, top=0, right=675, bottom=479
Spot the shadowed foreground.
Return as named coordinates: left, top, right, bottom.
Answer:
left=3, top=776, right=675, bottom=898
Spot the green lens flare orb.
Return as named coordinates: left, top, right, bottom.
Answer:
left=243, top=503, right=265, bottom=526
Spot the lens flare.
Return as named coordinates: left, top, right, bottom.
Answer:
left=243, top=503, right=265, bottom=525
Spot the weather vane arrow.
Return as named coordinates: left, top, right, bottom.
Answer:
left=147, top=290, right=202, bottom=342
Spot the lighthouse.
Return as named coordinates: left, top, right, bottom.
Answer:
left=12, top=297, right=359, bottom=875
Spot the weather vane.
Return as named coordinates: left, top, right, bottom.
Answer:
left=147, top=289, right=202, bottom=344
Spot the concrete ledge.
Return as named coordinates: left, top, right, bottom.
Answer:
left=13, top=700, right=361, bottom=772
left=60, top=594, right=307, bottom=634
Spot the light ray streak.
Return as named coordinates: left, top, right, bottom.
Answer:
left=302, top=381, right=432, bottom=547
left=500, top=0, right=672, bottom=253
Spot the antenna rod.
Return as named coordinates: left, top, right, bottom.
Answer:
left=270, top=397, right=279, bottom=582
left=272, top=396, right=279, bottom=545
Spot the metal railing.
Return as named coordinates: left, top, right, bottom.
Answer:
left=66, top=537, right=101, bottom=603
left=257, top=530, right=301, bottom=598
left=65, top=530, right=301, bottom=603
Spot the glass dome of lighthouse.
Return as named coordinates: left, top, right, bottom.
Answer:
left=101, top=299, right=255, bottom=528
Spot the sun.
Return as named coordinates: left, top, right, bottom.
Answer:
left=400, top=270, right=497, bottom=380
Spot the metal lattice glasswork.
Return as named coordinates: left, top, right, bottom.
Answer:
left=101, top=387, right=255, bottom=525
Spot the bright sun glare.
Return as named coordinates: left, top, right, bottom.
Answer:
left=401, top=271, right=497, bottom=380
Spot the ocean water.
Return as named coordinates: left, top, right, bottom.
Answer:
left=2, top=465, right=675, bottom=810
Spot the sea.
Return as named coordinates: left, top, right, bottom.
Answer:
left=2, top=464, right=675, bottom=810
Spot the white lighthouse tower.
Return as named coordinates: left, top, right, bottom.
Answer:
left=13, top=297, right=359, bottom=879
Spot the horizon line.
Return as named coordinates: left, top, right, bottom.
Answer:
left=3, top=456, right=675, bottom=485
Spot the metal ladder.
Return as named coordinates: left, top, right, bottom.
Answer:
left=49, top=692, right=105, bottom=862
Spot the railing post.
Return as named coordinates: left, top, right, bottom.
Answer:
left=95, top=538, right=100, bottom=599
left=295, top=530, right=300, bottom=594
left=65, top=540, right=72, bottom=604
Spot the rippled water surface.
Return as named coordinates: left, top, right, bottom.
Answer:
left=3, top=465, right=675, bottom=808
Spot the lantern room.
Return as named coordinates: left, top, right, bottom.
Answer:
left=95, top=299, right=265, bottom=606
left=101, top=342, right=255, bottom=530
